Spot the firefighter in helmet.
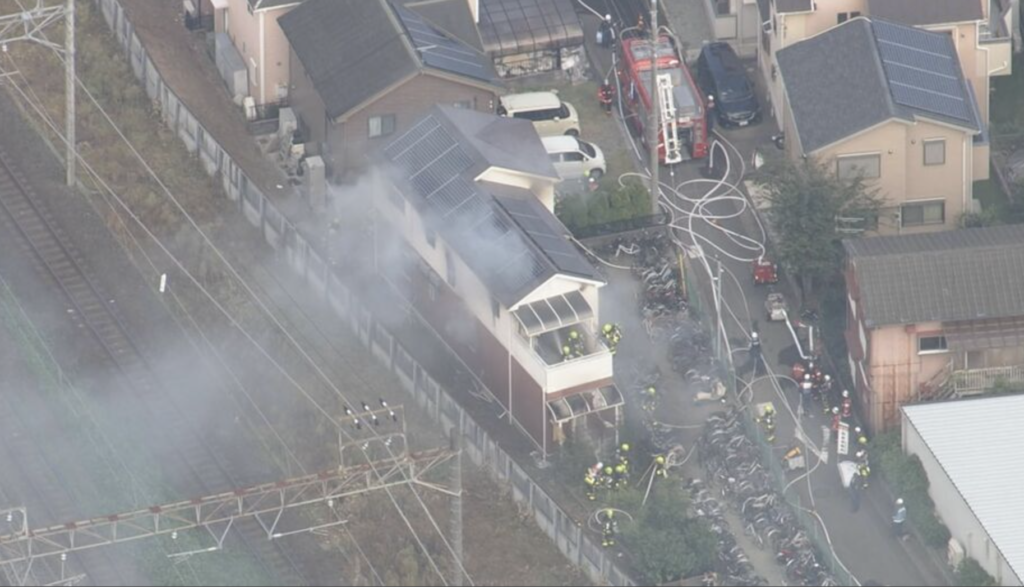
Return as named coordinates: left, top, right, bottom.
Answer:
left=654, top=454, right=668, bottom=478
left=598, top=14, right=616, bottom=49
left=642, top=386, right=658, bottom=413
left=584, top=467, right=599, bottom=501
left=569, top=330, right=585, bottom=357
left=598, top=79, right=615, bottom=114
left=600, top=509, right=618, bottom=547
left=756, top=405, right=776, bottom=443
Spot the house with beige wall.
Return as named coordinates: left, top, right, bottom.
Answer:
left=279, top=0, right=502, bottom=182
left=374, top=105, right=623, bottom=455
left=757, top=0, right=1012, bottom=130
left=775, top=17, right=986, bottom=234
left=209, top=0, right=302, bottom=105
left=842, top=226, right=1024, bottom=432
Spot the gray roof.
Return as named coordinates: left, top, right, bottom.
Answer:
left=844, top=225, right=1024, bottom=327
left=775, top=0, right=813, bottom=13
left=279, top=0, right=499, bottom=121
left=867, top=0, right=984, bottom=26
left=384, top=107, right=602, bottom=306
left=479, top=0, right=584, bottom=57
left=902, top=396, right=1024, bottom=585
left=777, top=17, right=981, bottom=154
left=395, top=0, right=484, bottom=51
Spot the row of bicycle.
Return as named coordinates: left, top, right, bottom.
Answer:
left=699, top=408, right=840, bottom=586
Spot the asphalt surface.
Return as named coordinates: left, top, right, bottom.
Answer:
left=580, top=8, right=950, bottom=586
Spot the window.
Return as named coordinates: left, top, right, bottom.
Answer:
left=444, top=248, right=457, bottom=287
left=923, top=139, right=946, bottom=166
left=368, top=115, right=396, bottom=138
left=838, top=11, right=862, bottom=23
left=491, top=297, right=501, bottom=322
left=837, top=154, right=881, bottom=180
left=425, top=226, right=437, bottom=248
left=901, top=201, right=945, bottom=227
left=918, top=335, right=949, bottom=354
left=563, top=151, right=585, bottom=162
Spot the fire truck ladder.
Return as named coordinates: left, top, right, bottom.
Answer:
left=656, top=73, right=683, bottom=164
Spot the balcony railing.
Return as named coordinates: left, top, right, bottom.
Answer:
left=512, top=328, right=614, bottom=395
left=951, top=365, right=1024, bottom=395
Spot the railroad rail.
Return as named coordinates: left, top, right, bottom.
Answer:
left=0, top=147, right=309, bottom=586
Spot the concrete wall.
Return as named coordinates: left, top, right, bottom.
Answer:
left=217, top=0, right=296, bottom=104
left=903, top=415, right=1023, bottom=586
left=92, top=1, right=635, bottom=582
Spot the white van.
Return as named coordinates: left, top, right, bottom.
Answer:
left=498, top=92, right=581, bottom=138
left=542, top=136, right=606, bottom=181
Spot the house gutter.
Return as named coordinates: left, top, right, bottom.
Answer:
left=259, top=11, right=266, bottom=105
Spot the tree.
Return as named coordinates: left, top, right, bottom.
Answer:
left=619, top=485, right=716, bottom=584
left=755, top=156, right=883, bottom=300
left=955, top=558, right=997, bottom=587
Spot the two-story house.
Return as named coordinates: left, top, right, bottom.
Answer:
left=775, top=17, right=986, bottom=234
left=374, top=105, right=623, bottom=455
left=207, top=0, right=302, bottom=107
left=843, top=225, right=1024, bottom=432
left=279, top=0, right=502, bottom=182
left=758, top=0, right=1013, bottom=129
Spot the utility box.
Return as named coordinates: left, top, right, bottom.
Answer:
left=304, top=156, right=326, bottom=210
left=214, top=32, right=248, bottom=104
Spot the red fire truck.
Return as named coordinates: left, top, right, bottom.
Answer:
left=618, top=35, right=709, bottom=163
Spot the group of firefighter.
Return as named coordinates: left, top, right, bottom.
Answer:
left=596, top=12, right=652, bottom=115
left=755, top=358, right=872, bottom=487
left=584, top=442, right=669, bottom=547
left=562, top=323, right=622, bottom=362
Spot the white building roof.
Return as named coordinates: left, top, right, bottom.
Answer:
left=903, top=395, right=1024, bottom=582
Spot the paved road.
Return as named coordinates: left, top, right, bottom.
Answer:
left=580, top=8, right=950, bottom=585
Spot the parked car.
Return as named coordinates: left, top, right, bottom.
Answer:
left=542, top=136, right=606, bottom=181
left=696, top=42, right=761, bottom=128
left=498, top=91, right=581, bottom=137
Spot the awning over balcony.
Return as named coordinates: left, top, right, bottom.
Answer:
left=547, top=385, right=623, bottom=424
left=944, top=317, right=1024, bottom=351
left=513, top=290, right=593, bottom=336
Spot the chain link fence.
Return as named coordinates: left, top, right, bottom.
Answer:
left=683, top=255, right=859, bottom=586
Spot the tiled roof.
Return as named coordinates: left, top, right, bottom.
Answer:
left=844, top=225, right=1024, bottom=326
left=867, top=0, right=984, bottom=26
left=776, top=17, right=981, bottom=154
left=279, top=0, right=498, bottom=121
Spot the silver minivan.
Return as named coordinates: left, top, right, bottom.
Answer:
left=498, top=91, right=581, bottom=138
left=542, top=136, right=607, bottom=181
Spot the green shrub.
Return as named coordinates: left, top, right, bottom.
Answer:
left=556, top=180, right=652, bottom=234
left=955, top=558, right=997, bottom=587
left=620, top=485, right=716, bottom=584
left=871, top=432, right=952, bottom=549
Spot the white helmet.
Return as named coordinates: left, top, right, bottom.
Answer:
left=751, top=331, right=759, bottom=340
left=824, top=374, right=831, bottom=381
left=896, top=498, right=904, bottom=506
left=842, top=390, right=850, bottom=399
left=605, top=14, right=612, bottom=22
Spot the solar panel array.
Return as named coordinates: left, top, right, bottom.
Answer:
left=392, top=5, right=493, bottom=83
left=496, top=195, right=600, bottom=280
left=873, top=19, right=975, bottom=124
left=383, top=114, right=563, bottom=303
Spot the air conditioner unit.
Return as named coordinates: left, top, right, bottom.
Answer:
left=243, top=96, right=257, bottom=121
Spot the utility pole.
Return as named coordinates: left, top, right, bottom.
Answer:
left=449, top=428, right=465, bottom=587
left=714, top=255, right=726, bottom=364
left=648, top=0, right=660, bottom=214
left=65, top=0, right=75, bottom=187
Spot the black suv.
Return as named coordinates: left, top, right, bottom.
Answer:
left=696, top=42, right=761, bottom=128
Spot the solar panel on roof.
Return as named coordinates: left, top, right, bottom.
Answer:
left=393, top=5, right=493, bottom=83
left=872, top=19, right=973, bottom=124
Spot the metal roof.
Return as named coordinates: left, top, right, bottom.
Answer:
left=513, top=291, right=594, bottom=336
left=776, top=17, right=980, bottom=155
left=844, top=225, right=1024, bottom=327
left=393, top=0, right=484, bottom=51
left=384, top=107, right=603, bottom=307
left=867, top=0, right=984, bottom=26
left=279, top=0, right=498, bottom=121
left=902, top=395, right=1024, bottom=585
left=478, top=0, right=584, bottom=57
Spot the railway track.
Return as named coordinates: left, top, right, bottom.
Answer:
left=0, top=148, right=309, bottom=586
